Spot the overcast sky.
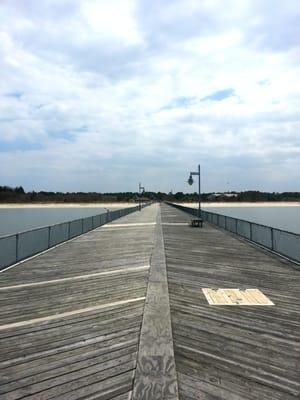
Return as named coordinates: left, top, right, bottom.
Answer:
left=0, top=0, right=299, bottom=193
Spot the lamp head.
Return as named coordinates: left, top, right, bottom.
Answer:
left=188, top=175, right=194, bottom=185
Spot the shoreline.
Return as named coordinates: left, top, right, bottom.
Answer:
left=176, top=201, right=300, bottom=207
left=0, top=202, right=138, bottom=209
left=0, top=201, right=300, bottom=208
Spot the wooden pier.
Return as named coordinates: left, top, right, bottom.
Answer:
left=0, top=203, right=299, bottom=399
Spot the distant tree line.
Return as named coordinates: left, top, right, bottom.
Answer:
left=1, top=186, right=300, bottom=203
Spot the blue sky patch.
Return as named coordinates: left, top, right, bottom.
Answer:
left=5, top=91, right=23, bottom=99
left=258, top=79, right=269, bottom=86
left=0, top=139, right=42, bottom=152
left=48, top=126, right=87, bottom=140
left=171, top=96, right=197, bottom=107
left=161, top=90, right=234, bottom=111
left=201, top=88, right=235, bottom=102
left=161, top=96, right=197, bottom=111
left=48, top=130, right=74, bottom=140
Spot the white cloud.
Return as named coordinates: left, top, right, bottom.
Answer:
left=0, top=0, right=299, bottom=192
left=80, top=0, right=142, bottom=45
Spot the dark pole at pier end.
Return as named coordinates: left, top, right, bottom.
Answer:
left=188, top=164, right=201, bottom=218
left=139, top=182, right=145, bottom=211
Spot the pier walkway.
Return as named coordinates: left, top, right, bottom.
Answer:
left=161, top=203, right=300, bottom=400
left=0, top=203, right=299, bottom=399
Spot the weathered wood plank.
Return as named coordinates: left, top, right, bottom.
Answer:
left=0, top=205, right=158, bottom=399
left=132, top=207, right=179, bottom=399
left=161, top=203, right=300, bottom=400
left=3, top=201, right=298, bottom=400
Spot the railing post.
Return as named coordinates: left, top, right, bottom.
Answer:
left=68, top=221, right=71, bottom=239
left=225, top=216, right=227, bottom=231
left=16, top=233, right=19, bottom=262
left=48, top=226, right=51, bottom=248
left=81, top=218, right=84, bottom=234
left=235, top=219, right=238, bottom=234
left=250, top=222, right=253, bottom=241
left=271, top=227, right=274, bottom=250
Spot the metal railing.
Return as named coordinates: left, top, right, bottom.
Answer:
left=166, top=202, right=300, bottom=264
left=0, top=204, right=150, bottom=271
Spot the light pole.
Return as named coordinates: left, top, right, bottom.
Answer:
left=139, top=182, right=145, bottom=211
left=188, top=164, right=201, bottom=218
left=104, top=207, right=110, bottom=222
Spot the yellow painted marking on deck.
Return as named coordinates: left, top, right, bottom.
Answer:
left=221, top=289, right=247, bottom=305
left=102, top=222, right=156, bottom=228
left=202, top=288, right=274, bottom=305
left=245, top=289, right=274, bottom=305
left=202, top=289, right=215, bottom=305
left=0, top=297, right=146, bottom=331
left=0, top=265, right=150, bottom=291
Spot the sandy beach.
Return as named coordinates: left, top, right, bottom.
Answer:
left=0, top=202, right=138, bottom=209
left=177, top=202, right=300, bottom=207
left=0, top=201, right=299, bottom=209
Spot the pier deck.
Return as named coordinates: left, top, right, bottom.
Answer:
left=0, top=205, right=158, bottom=400
left=161, top=203, right=300, bottom=400
left=0, top=203, right=299, bottom=399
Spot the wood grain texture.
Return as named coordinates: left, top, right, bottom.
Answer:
left=2, top=202, right=299, bottom=399
left=202, top=288, right=274, bottom=305
left=132, top=207, right=179, bottom=400
left=0, top=205, right=159, bottom=399
left=161, top=203, right=300, bottom=400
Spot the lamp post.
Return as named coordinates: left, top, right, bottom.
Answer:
left=188, top=164, right=201, bottom=218
left=104, top=207, right=110, bottom=222
left=139, top=182, right=145, bottom=211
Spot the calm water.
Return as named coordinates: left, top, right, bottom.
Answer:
left=203, top=206, right=300, bottom=234
left=0, top=208, right=108, bottom=237
left=0, top=205, right=299, bottom=238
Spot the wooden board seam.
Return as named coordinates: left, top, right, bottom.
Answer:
left=0, top=297, right=146, bottom=331
left=0, top=265, right=150, bottom=291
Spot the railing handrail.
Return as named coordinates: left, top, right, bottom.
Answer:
left=202, top=209, right=300, bottom=237
left=0, top=206, right=136, bottom=240
left=166, top=201, right=300, bottom=265
left=0, top=203, right=151, bottom=270
left=167, top=202, right=300, bottom=237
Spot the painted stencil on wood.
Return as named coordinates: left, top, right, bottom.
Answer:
left=202, top=288, right=274, bottom=305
